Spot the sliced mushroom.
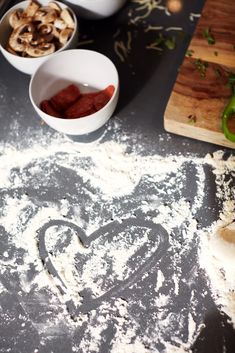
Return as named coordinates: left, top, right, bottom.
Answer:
left=8, top=35, right=26, bottom=52
left=37, top=23, right=53, bottom=34
left=59, top=28, right=73, bottom=45
left=19, top=31, right=34, bottom=44
left=30, top=32, right=44, bottom=46
left=9, top=9, right=32, bottom=29
left=8, top=23, right=34, bottom=52
left=21, top=51, right=31, bottom=57
left=54, top=18, right=67, bottom=30
left=34, top=7, right=58, bottom=24
left=60, top=9, right=74, bottom=29
left=52, top=26, right=60, bottom=39
left=9, top=9, right=23, bottom=28
left=25, top=42, right=55, bottom=57
left=48, top=1, right=61, bottom=12
left=6, top=45, right=19, bottom=56
left=23, top=1, right=40, bottom=17
left=37, top=23, right=54, bottom=42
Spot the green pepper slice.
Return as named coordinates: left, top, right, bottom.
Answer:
left=222, top=94, right=235, bottom=142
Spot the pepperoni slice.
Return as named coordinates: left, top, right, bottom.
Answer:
left=82, top=92, right=100, bottom=99
left=93, top=85, right=115, bottom=111
left=50, top=84, right=81, bottom=112
left=65, top=96, right=96, bottom=119
left=40, top=84, right=115, bottom=119
left=104, top=85, right=115, bottom=98
left=40, top=100, right=61, bottom=118
left=93, top=91, right=110, bottom=111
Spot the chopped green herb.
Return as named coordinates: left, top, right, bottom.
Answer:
left=202, top=27, right=216, bottom=45
left=177, top=30, right=187, bottom=40
left=164, top=36, right=176, bottom=50
left=214, top=51, right=218, bottom=56
left=155, top=33, right=164, bottom=46
left=227, top=72, right=235, bottom=93
left=186, top=49, right=194, bottom=57
left=194, top=59, right=208, bottom=78
left=214, top=67, right=221, bottom=77
left=154, top=33, right=176, bottom=50
left=187, top=114, right=197, bottom=124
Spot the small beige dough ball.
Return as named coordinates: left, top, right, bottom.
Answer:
left=166, top=0, right=183, bottom=13
left=210, top=222, right=235, bottom=264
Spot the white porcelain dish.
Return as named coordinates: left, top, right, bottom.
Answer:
left=62, top=0, right=127, bottom=19
left=29, top=49, right=119, bottom=135
left=0, top=0, right=78, bottom=75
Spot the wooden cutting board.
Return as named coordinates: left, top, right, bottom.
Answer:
left=164, top=0, right=235, bottom=149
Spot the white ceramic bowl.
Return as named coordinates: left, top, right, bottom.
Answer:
left=29, top=49, right=119, bottom=135
left=0, top=0, right=78, bottom=75
left=62, top=0, right=127, bottom=19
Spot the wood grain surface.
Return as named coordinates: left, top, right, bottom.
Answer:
left=164, top=0, right=235, bottom=148
left=190, top=0, right=235, bottom=67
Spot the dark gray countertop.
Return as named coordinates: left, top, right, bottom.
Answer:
left=0, top=1, right=235, bottom=352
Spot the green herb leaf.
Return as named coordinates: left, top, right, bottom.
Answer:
left=187, top=114, right=197, bottom=124
left=227, top=72, right=235, bottom=93
left=186, top=49, right=194, bottom=57
left=202, top=27, right=216, bottom=45
left=194, top=59, right=208, bottom=78
left=214, top=68, right=221, bottom=77
left=154, top=33, right=177, bottom=50
left=155, top=33, right=164, bottom=46
left=164, top=36, right=176, bottom=50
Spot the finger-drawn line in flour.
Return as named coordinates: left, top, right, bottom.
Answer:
left=38, top=218, right=169, bottom=316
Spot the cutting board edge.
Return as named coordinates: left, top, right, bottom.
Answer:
left=163, top=0, right=235, bottom=149
left=189, top=43, right=235, bottom=69
left=164, top=119, right=235, bottom=149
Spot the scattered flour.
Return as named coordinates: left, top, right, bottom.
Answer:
left=0, top=122, right=234, bottom=352
left=199, top=151, right=235, bottom=328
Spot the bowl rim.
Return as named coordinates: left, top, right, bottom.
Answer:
left=29, top=48, right=119, bottom=122
left=0, top=0, right=78, bottom=61
left=66, top=0, right=127, bottom=4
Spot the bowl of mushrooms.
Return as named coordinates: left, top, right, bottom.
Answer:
left=0, top=0, right=78, bottom=75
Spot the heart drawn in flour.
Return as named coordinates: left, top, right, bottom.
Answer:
left=37, top=218, right=168, bottom=316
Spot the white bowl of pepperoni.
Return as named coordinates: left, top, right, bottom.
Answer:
left=29, top=49, right=119, bottom=135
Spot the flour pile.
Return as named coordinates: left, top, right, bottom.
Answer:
left=199, top=151, right=235, bottom=327
left=0, top=121, right=234, bottom=353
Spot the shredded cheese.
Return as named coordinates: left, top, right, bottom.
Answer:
left=145, top=25, right=164, bottom=32
left=114, top=41, right=128, bottom=62
left=114, top=1, right=184, bottom=61
left=127, top=31, right=132, bottom=51
left=189, top=12, right=201, bottom=21
left=113, top=28, right=121, bottom=39
left=77, top=40, right=94, bottom=46
left=130, top=0, right=171, bottom=23
left=165, top=26, right=183, bottom=32
left=114, top=32, right=132, bottom=62
left=146, top=44, right=163, bottom=51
